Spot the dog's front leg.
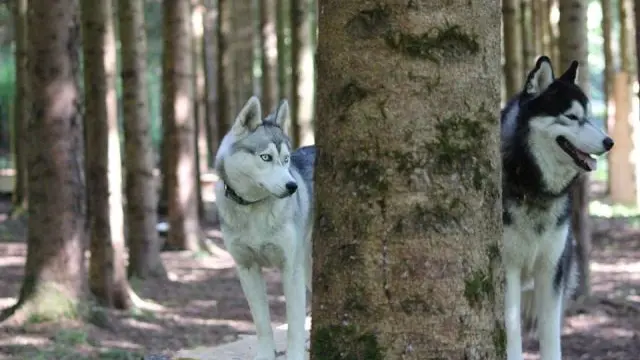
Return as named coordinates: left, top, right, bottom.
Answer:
left=237, top=265, right=277, bottom=360
left=505, top=267, right=523, bottom=360
left=534, top=268, right=562, bottom=360
left=282, top=260, right=307, bottom=360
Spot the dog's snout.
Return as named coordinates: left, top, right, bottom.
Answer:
left=285, top=181, right=298, bottom=194
left=603, top=137, right=614, bottom=151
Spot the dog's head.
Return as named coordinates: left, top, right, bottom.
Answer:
left=217, top=97, right=298, bottom=200
left=520, top=56, right=614, bottom=173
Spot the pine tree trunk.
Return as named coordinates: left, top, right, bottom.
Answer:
left=311, top=1, right=504, bottom=358
left=503, top=0, right=524, bottom=97
left=1, top=0, right=87, bottom=323
left=602, top=0, right=614, bottom=194
left=277, top=0, right=292, bottom=136
left=192, top=0, right=207, bottom=219
left=609, top=0, right=640, bottom=206
left=163, top=0, right=201, bottom=251
left=521, top=0, right=535, bottom=72
left=203, top=0, right=219, bottom=166
left=261, top=0, right=278, bottom=114
left=532, top=0, right=543, bottom=55
left=233, top=0, right=255, bottom=110
left=558, top=0, right=591, bottom=298
left=82, top=0, right=132, bottom=309
left=119, top=0, right=166, bottom=279
left=217, top=0, right=234, bottom=144
left=11, top=0, right=29, bottom=215
left=290, top=0, right=315, bottom=146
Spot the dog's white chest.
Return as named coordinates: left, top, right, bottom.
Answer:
left=217, top=195, right=295, bottom=270
left=503, top=201, right=569, bottom=278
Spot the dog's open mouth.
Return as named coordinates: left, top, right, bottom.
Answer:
left=556, top=136, right=597, bottom=171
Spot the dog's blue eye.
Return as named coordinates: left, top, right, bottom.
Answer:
left=260, top=154, right=273, bottom=162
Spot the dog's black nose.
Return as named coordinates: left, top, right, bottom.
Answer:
left=285, top=182, right=298, bottom=194
left=603, top=137, right=614, bottom=151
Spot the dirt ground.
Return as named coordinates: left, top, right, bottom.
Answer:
left=0, top=186, right=638, bottom=359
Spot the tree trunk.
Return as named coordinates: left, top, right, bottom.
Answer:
left=261, top=0, right=278, bottom=114
left=11, top=0, right=29, bottom=215
left=163, top=0, right=201, bottom=251
left=277, top=0, right=291, bottom=103
left=233, top=0, right=255, bottom=110
left=532, top=0, right=543, bottom=55
left=550, top=0, right=562, bottom=67
left=192, top=0, right=207, bottom=219
left=203, top=0, right=219, bottom=167
left=311, top=1, right=504, bottom=358
left=119, top=0, right=166, bottom=279
left=602, top=0, right=614, bottom=195
left=503, top=0, right=524, bottom=98
left=1, top=0, right=87, bottom=323
left=558, top=0, right=591, bottom=298
left=290, top=0, right=315, bottom=146
left=609, top=0, right=640, bottom=206
left=217, top=0, right=234, bottom=144
left=521, top=0, right=535, bottom=72
left=82, top=0, right=132, bottom=309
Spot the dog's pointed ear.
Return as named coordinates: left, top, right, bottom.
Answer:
left=523, top=56, right=555, bottom=96
left=559, top=60, right=579, bottom=84
left=232, top=96, right=262, bottom=135
left=273, top=100, right=290, bottom=129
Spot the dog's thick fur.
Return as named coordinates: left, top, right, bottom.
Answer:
left=215, top=97, right=314, bottom=360
left=501, top=56, right=614, bottom=360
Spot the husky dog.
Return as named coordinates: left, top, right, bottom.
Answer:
left=501, top=56, right=614, bottom=360
left=214, top=96, right=314, bottom=360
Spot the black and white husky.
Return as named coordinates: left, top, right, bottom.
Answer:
left=501, top=56, right=614, bottom=360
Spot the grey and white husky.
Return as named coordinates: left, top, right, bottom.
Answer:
left=501, top=56, right=614, bottom=360
left=214, top=96, right=314, bottom=360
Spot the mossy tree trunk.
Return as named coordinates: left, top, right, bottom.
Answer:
left=311, top=1, right=504, bottom=358
left=503, top=0, right=524, bottom=98
left=119, top=0, right=166, bottom=279
left=82, top=0, right=132, bottom=309
left=1, top=0, right=87, bottom=323
left=11, top=0, right=29, bottom=215
left=261, top=0, right=278, bottom=114
left=558, top=0, right=592, bottom=298
left=290, top=0, right=315, bottom=146
left=217, top=0, right=234, bottom=144
left=163, top=0, right=201, bottom=251
left=232, top=0, right=255, bottom=111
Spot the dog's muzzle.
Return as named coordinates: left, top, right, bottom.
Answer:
left=285, top=181, right=298, bottom=195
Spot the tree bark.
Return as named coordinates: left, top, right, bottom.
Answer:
left=232, top=0, right=256, bottom=111
left=217, top=0, right=234, bottom=144
left=1, top=0, right=87, bottom=323
left=82, top=0, right=132, bottom=309
left=203, top=0, right=219, bottom=166
left=290, top=0, right=315, bottom=146
left=521, top=0, right=535, bottom=72
left=311, top=1, right=504, bottom=358
left=503, top=0, right=524, bottom=98
left=192, top=0, right=207, bottom=219
left=163, top=0, right=201, bottom=251
left=558, top=0, right=591, bottom=298
left=11, top=0, right=29, bottom=215
left=119, top=0, right=166, bottom=279
left=261, top=0, right=278, bottom=114
left=277, top=0, right=291, bottom=105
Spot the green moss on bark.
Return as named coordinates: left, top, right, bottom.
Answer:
left=311, top=325, right=384, bottom=360
left=386, top=24, right=480, bottom=63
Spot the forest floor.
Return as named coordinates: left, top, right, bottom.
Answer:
left=0, top=182, right=637, bottom=359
